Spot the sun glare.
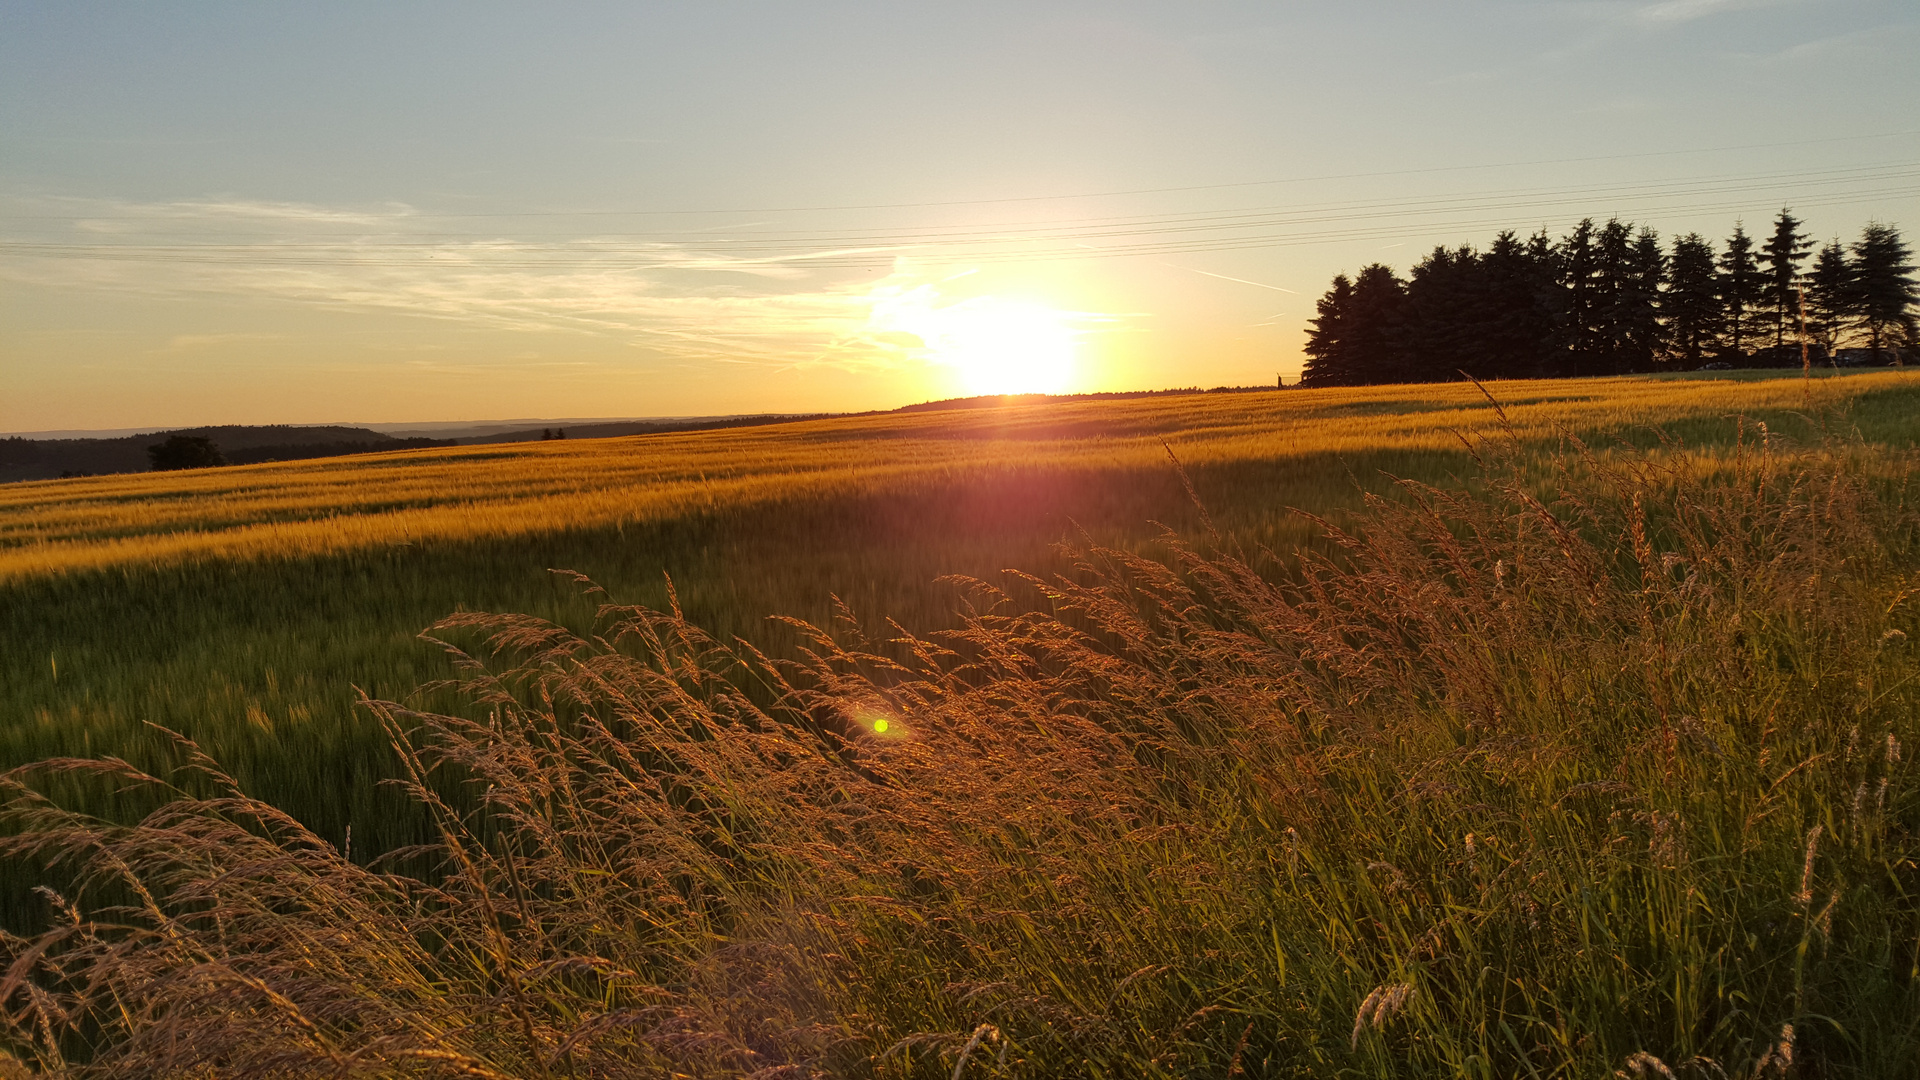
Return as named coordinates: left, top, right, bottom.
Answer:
left=870, top=288, right=1081, bottom=396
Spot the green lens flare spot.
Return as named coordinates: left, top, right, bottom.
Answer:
left=872, top=718, right=890, bottom=734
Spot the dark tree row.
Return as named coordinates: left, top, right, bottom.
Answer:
left=1301, top=211, right=1918, bottom=385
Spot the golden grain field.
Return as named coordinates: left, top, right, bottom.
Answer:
left=7, top=373, right=1908, bottom=581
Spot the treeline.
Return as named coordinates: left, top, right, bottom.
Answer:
left=1301, top=211, right=1919, bottom=385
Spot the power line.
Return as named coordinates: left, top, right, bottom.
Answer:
left=8, top=182, right=1913, bottom=272
left=18, top=160, right=1916, bottom=242
left=5, top=163, right=1913, bottom=270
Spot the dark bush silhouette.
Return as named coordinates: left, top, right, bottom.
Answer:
left=146, top=435, right=227, bottom=471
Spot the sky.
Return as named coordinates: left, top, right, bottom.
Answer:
left=3, top=1, right=1917, bottom=433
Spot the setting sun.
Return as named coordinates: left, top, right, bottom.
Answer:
left=870, top=288, right=1081, bottom=396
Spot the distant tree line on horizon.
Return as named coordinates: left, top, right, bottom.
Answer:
left=1300, top=211, right=1919, bottom=386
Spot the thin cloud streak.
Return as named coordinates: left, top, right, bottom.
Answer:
left=1547, top=0, right=1805, bottom=26
left=1632, top=0, right=1796, bottom=23
left=0, top=196, right=921, bottom=370
left=25, top=194, right=418, bottom=227
left=1164, top=263, right=1298, bottom=293
left=1, top=195, right=1146, bottom=375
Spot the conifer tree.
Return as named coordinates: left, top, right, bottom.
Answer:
left=1759, top=209, right=1812, bottom=350
left=1663, top=233, right=1722, bottom=367
left=1850, top=222, right=1918, bottom=362
left=1301, top=273, right=1354, bottom=385
left=1526, top=229, right=1569, bottom=367
left=1588, top=219, right=1664, bottom=372
left=1717, top=223, right=1766, bottom=359
left=1805, top=240, right=1854, bottom=355
left=1560, top=219, right=1603, bottom=373
left=1477, top=230, right=1557, bottom=378
left=1591, top=219, right=1636, bottom=373
left=1405, top=244, right=1485, bottom=381
left=1294, top=215, right=1908, bottom=381
left=1343, top=263, right=1411, bottom=383
left=1623, top=226, right=1667, bottom=370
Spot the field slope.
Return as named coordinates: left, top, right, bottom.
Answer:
left=2, top=371, right=1919, bottom=1076
left=9, top=373, right=1918, bottom=582
left=4, top=374, right=1920, bottom=869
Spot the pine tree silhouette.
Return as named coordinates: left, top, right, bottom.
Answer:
left=1293, top=214, right=1905, bottom=384
left=1623, top=226, right=1667, bottom=370
left=1717, top=223, right=1766, bottom=360
left=1406, top=244, right=1483, bottom=381
left=1851, top=223, right=1918, bottom=362
left=1805, top=239, right=1854, bottom=355
left=1301, top=273, right=1354, bottom=386
left=1560, top=219, right=1603, bottom=373
left=1663, top=234, right=1722, bottom=368
left=1344, top=264, right=1411, bottom=384
left=1759, top=209, right=1812, bottom=350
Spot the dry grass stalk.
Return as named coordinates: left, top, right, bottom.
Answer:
left=1349, top=982, right=1415, bottom=1049
left=1621, top=1050, right=1679, bottom=1079
left=1752, top=1022, right=1795, bottom=1078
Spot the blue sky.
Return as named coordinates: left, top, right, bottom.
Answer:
left=3, top=1, right=1916, bottom=430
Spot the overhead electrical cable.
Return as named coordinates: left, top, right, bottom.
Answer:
left=9, top=160, right=1914, bottom=242
left=3, top=163, right=1915, bottom=270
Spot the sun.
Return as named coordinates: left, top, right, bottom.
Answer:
left=925, top=297, right=1079, bottom=396
left=870, top=290, right=1080, bottom=396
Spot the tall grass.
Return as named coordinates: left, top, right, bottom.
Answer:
left=3, top=425, right=1915, bottom=1077
left=7, top=374, right=1918, bottom=876
left=9, top=373, right=1920, bottom=887
left=0, top=452, right=1380, bottom=900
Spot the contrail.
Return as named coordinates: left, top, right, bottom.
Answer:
left=1164, top=263, right=1297, bottom=293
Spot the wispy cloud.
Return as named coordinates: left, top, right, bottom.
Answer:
left=163, top=198, right=417, bottom=224
left=43, top=195, right=417, bottom=227
left=152, top=333, right=284, bottom=355
left=1634, top=0, right=1780, bottom=24
left=1545, top=0, right=1808, bottom=29
left=0, top=195, right=1129, bottom=375
left=1732, top=22, right=1916, bottom=62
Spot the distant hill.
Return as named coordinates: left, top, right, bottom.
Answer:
left=368, top=414, right=793, bottom=440
left=0, top=426, right=451, bottom=483
left=0, top=414, right=839, bottom=483
left=2, top=394, right=1279, bottom=483
left=452, top=414, right=837, bottom=444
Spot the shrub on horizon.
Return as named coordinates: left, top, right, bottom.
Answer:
left=145, top=434, right=227, bottom=471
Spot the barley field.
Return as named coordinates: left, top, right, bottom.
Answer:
left=10, top=371, right=1917, bottom=583
left=3, top=371, right=1920, bottom=1076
